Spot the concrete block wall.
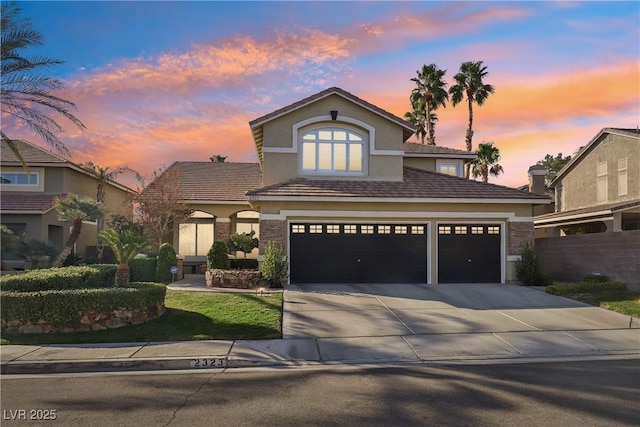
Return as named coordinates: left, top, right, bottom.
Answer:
left=535, top=229, right=640, bottom=292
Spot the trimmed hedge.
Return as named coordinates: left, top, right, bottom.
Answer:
left=155, top=243, right=177, bottom=284
left=129, top=258, right=157, bottom=282
left=1, top=282, right=166, bottom=326
left=0, top=265, right=117, bottom=292
left=230, top=258, right=258, bottom=269
left=546, top=281, right=627, bottom=296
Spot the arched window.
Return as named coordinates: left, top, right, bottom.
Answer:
left=301, top=126, right=365, bottom=175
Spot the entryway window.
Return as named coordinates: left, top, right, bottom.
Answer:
left=301, top=127, right=365, bottom=175
left=178, top=211, right=214, bottom=256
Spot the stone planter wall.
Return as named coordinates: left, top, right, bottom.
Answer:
left=205, top=270, right=262, bottom=289
left=2, top=302, right=165, bottom=334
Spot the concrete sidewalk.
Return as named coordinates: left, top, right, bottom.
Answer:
left=2, top=279, right=639, bottom=374
left=2, top=328, right=639, bottom=374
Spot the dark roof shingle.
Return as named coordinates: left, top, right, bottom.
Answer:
left=158, top=162, right=262, bottom=201
left=0, top=193, right=65, bottom=212
left=247, top=167, right=550, bottom=201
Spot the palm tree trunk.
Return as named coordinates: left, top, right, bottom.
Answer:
left=114, top=264, right=130, bottom=287
left=465, top=96, right=475, bottom=178
left=425, top=100, right=433, bottom=145
left=53, top=218, right=83, bottom=267
left=96, top=183, right=105, bottom=262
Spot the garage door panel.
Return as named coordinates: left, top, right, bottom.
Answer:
left=290, top=224, right=427, bottom=284
left=438, top=224, right=501, bottom=284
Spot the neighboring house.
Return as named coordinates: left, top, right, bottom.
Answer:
left=1, top=140, right=133, bottom=267
left=533, top=128, right=640, bottom=289
left=244, top=87, right=549, bottom=284
left=535, top=128, right=640, bottom=235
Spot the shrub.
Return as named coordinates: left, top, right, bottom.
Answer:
left=546, top=281, right=626, bottom=296
left=1, top=282, right=166, bottom=326
left=129, top=258, right=158, bottom=282
left=155, top=243, right=177, bottom=284
left=231, top=258, right=259, bottom=270
left=260, top=241, right=288, bottom=286
left=207, top=241, right=230, bottom=269
left=584, top=273, right=610, bottom=283
left=515, top=244, right=549, bottom=286
left=0, top=265, right=117, bottom=292
left=228, top=231, right=259, bottom=259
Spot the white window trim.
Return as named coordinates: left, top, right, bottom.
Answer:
left=300, top=125, right=367, bottom=176
left=436, top=159, right=463, bottom=177
left=0, top=168, right=44, bottom=192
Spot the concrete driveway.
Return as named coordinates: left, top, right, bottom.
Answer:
left=282, top=283, right=639, bottom=362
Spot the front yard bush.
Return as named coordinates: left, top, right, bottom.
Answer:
left=129, top=258, right=157, bottom=282
left=208, top=241, right=230, bottom=269
left=515, top=244, right=550, bottom=286
left=231, top=258, right=259, bottom=269
left=1, top=282, right=166, bottom=327
left=155, top=243, right=177, bottom=284
left=546, top=280, right=627, bottom=296
left=0, top=265, right=117, bottom=292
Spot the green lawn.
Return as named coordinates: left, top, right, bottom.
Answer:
left=557, top=289, right=640, bottom=318
left=0, top=290, right=283, bottom=345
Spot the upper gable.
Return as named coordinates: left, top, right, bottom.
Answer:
left=552, top=128, right=640, bottom=211
left=250, top=88, right=416, bottom=186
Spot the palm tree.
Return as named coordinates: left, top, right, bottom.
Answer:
left=449, top=61, right=495, bottom=177
left=52, top=194, right=102, bottom=267
left=403, top=109, right=427, bottom=144
left=82, top=162, right=141, bottom=261
left=407, top=64, right=448, bottom=145
left=209, top=154, right=227, bottom=163
left=1, top=2, right=85, bottom=167
left=98, top=229, right=149, bottom=286
left=471, top=142, right=504, bottom=183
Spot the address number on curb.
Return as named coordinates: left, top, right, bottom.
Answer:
left=190, top=358, right=227, bottom=368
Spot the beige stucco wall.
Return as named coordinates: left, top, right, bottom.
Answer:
left=559, top=134, right=640, bottom=211
left=260, top=94, right=407, bottom=185
left=403, top=157, right=436, bottom=172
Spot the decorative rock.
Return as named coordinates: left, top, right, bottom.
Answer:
left=58, top=326, right=77, bottom=333
left=19, top=324, right=43, bottom=334
left=90, top=323, right=107, bottom=331
left=106, top=318, right=126, bottom=329
left=80, top=315, right=92, bottom=325
left=75, top=324, right=91, bottom=332
left=130, top=314, right=146, bottom=325
left=7, top=319, right=21, bottom=328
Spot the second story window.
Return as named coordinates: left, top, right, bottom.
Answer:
left=301, top=127, right=365, bottom=175
left=0, top=171, right=39, bottom=186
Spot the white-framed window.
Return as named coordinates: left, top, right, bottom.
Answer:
left=0, top=171, right=39, bottom=186
left=411, top=226, right=425, bottom=235
left=487, top=226, right=500, bottom=235
left=178, top=211, right=214, bottom=256
left=309, top=225, right=323, bottom=234
left=618, top=158, right=628, bottom=196
left=327, top=224, right=340, bottom=234
left=438, top=226, right=451, bottom=235
left=471, top=226, right=484, bottom=234
left=597, top=161, right=608, bottom=203
left=454, top=226, right=467, bottom=234
left=361, top=225, right=374, bottom=234
left=395, top=226, right=407, bottom=234
left=438, top=162, right=461, bottom=177
left=292, top=225, right=305, bottom=233
left=301, top=126, right=365, bottom=175
left=378, top=225, right=391, bottom=234
left=344, top=225, right=357, bottom=234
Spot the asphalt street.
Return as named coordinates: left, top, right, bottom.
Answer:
left=1, top=359, right=638, bottom=426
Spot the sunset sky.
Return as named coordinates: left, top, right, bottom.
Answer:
left=7, top=1, right=640, bottom=188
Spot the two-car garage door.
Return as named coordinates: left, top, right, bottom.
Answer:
left=289, top=223, right=502, bottom=284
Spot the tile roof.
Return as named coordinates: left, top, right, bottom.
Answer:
left=403, top=143, right=476, bottom=157
left=156, top=162, right=262, bottom=202
left=1, top=140, right=68, bottom=164
left=247, top=167, right=550, bottom=201
left=0, top=193, right=65, bottom=212
left=535, top=200, right=640, bottom=222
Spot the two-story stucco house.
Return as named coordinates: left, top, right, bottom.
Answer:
left=1, top=140, right=133, bottom=266
left=535, top=128, right=640, bottom=234
left=158, top=87, right=549, bottom=283
left=244, top=87, right=549, bottom=284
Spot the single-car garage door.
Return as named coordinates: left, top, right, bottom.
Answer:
left=437, top=224, right=501, bottom=283
left=290, top=223, right=427, bottom=284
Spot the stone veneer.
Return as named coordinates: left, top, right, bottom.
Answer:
left=214, top=219, right=231, bottom=242
left=2, top=302, right=165, bottom=334
left=258, top=219, right=286, bottom=253
left=508, top=221, right=534, bottom=256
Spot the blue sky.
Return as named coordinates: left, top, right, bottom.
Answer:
left=9, top=1, right=640, bottom=186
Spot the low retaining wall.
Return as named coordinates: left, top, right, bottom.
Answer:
left=535, top=229, right=640, bottom=292
left=2, top=302, right=165, bottom=334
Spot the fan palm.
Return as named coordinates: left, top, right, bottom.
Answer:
left=449, top=61, right=495, bottom=176
left=82, top=162, right=141, bottom=261
left=407, top=64, right=448, bottom=145
left=53, top=194, right=102, bottom=267
left=98, top=229, right=149, bottom=286
left=471, top=142, right=504, bottom=183
left=1, top=2, right=85, bottom=167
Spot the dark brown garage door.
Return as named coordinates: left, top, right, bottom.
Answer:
left=437, top=224, right=501, bottom=283
left=289, top=223, right=428, bottom=284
